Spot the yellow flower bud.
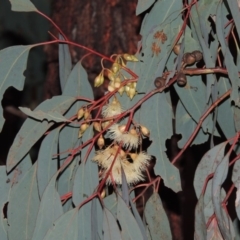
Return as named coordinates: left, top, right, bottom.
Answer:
left=129, top=87, right=136, bottom=100
left=93, top=122, right=101, bottom=132
left=97, top=135, right=105, bottom=149
left=140, top=125, right=150, bottom=137
left=77, top=107, right=85, bottom=120
left=123, top=53, right=139, bottom=62
left=114, top=77, right=121, bottom=88
left=111, top=62, right=120, bottom=73
left=84, top=109, right=91, bottom=120
left=78, top=123, right=89, bottom=138
left=100, top=189, right=106, bottom=199
left=118, top=125, right=126, bottom=133
left=94, top=72, right=104, bottom=87
left=107, top=71, right=115, bottom=81
left=118, top=86, right=124, bottom=96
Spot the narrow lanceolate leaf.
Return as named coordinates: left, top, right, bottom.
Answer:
left=37, top=128, right=59, bottom=198
left=0, top=166, right=10, bottom=240
left=194, top=141, right=228, bottom=198
left=207, top=218, right=224, bottom=240
left=117, top=195, right=143, bottom=240
left=32, top=173, right=63, bottom=240
left=136, top=0, right=155, bottom=15
left=103, top=208, right=122, bottom=240
left=19, top=107, right=69, bottom=123
left=232, top=159, right=240, bottom=220
left=9, top=0, right=37, bottom=12
left=0, top=45, right=34, bottom=132
left=59, top=34, right=72, bottom=91
left=139, top=92, right=181, bottom=192
left=103, top=193, right=118, bottom=218
left=6, top=96, right=76, bottom=173
left=8, top=163, right=40, bottom=240
left=144, top=193, right=172, bottom=240
left=43, top=208, right=78, bottom=240
left=212, top=155, right=234, bottom=239
left=72, top=156, right=98, bottom=206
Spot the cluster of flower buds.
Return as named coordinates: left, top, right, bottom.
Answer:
left=77, top=107, right=91, bottom=138
left=94, top=53, right=138, bottom=99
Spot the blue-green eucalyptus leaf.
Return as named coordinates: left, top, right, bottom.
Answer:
left=144, top=193, right=172, bottom=239
left=194, top=141, right=228, bottom=198
left=32, top=173, right=64, bottom=240
left=212, top=154, right=233, bottom=239
left=232, top=159, right=240, bottom=220
left=0, top=166, right=10, bottom=240
left=0, top=45, right=34, bottom=132
left=103, top=207, right=122, bottom=240
left=59, top=34, right=72, bottom=91
left=78, top=202, right=92, bottom=239
left=217, top=77, right=235, bottom=139
left=117, top=195, right=143, bottom=240
left=37, top=128, right=59, bottom=198
left=139, top=92, right=181, bottom=192
left=9, top=0, right=37, bottom=12
left=91, top=198, right=103, bottom=240
left=19, top=107, right=69, bottom=123
left=8, top=163, right=40, bottom=240
left=43, top=208, right=78, bottom=240
left=216, top=3, right=240, bottom=105
left=206, top=218, right=224, bottom=240
left=175, top=100, right=209, bottom=148
left=103, top=193, right=118, bottom=218
left=6, top=96, right=76, bottom=172
left=136, top=0, right=155, bottom=16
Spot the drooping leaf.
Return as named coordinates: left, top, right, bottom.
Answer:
left=0, top=45, right=34, bottom=132
left=117, top=195, right=143, bottom=240
left=37, top=128, right=59, bottom=198
left=103, top=193, right=118, bottom=218
left=32, top=173, right=63, bottom=240
left=207, top=217, right=224, bottom=240
left=121, top=167, right=129, bottom=205
left=59, top=34, right=72, bottom=91
left=144, top=193, right=172, bottom=240
left=212, top=154, right=234, bottom=239
left=194, top=141, right=228, bottom=198
left=0, top=166, right=10, bottom=240
left=8, top=163, right=40, bottom=240
left=19, top=107, right=70, bottom=123
left=103, top=207, right=122, bottom=240
left=232, top=159, right=240, bottom=220
left=136, top=0, right=155, bottom=16
left=72, top=152, right=98, bottom=206
left=6, top=96, right=76, bottom=172
left=139, top=92, right=181, bottom=192
left=91, top=198, right=103, bottom=240
left=43, top=208, right=78, bottom=240
left=175, top=100, right=209, bottom=148
left=9, top=0, right=37, bottom=12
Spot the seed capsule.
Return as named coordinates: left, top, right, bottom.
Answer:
left=173, top=43, right=181, bottom=55
left=154, top=77, right=166, bottom=88
left=192, top=50, right=203, bottom=62
left=177, top=72, right=187, bottom=87
left=183, top=52, right=196, bottom=65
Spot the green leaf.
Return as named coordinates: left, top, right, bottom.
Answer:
left=37, top=128, right=59, bottom=198
left=0, top=45, right=34, bottom=132
left=103, top=208, right=122, bottom=240
left=194, top=142, right=228, bottom=199
left=6, top=96, right=76, bottom=172
left=43, top=208, right=78, bottom=240
left=139, top=92, right=181, bottom=192
left=103, top=193, right=118, bottom=218
left=19, top=107, right=70, bottom=123
left=232, top=159, right=240, bottom=220
left=32, top=174, right=63, bottom=240
left=0, top=166, right=10, bottom=240
left=207, top=218, right=224, bottom=240
left=9, top=0, right=37, bottom=12
left=72, top=154, right=98, bottom=206
left=212, top=155, right=234, bottom=239
left=144, top=193, right=172, bottom=240
left=59, top=34, right=72, bottom=91
left=8, top=163, right=40, bottom=240
left=117, top=195, right=143, bottom=240
left=175, top=100, right=209, bottom=148
left=136, top=0, right=155, bottom=15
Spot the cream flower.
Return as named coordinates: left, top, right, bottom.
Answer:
left=102, top=97, right=123, bottom=118
left=108, top=124, right=139, bottom=149
left=92, top=145, right=145, bottom=185
left=130, top=152, right=151, bottom=172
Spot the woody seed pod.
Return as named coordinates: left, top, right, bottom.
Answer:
left=192, top=50, right=203, bottom=62
left=177, top=72, right=187, bottom=87
left=154, top=77, right=166, bottom=88
left=183, top=52, right=196, bottom=65
left=173, top=43, right=181, bottom=55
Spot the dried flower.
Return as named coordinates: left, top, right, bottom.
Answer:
left=102, top=97, right=123, bottom=118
